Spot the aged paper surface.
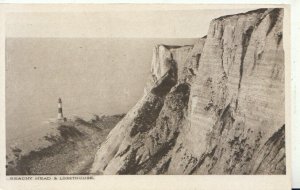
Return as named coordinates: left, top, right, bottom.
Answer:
left=0, top=3, right=292, bottom=190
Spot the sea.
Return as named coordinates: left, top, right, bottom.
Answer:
left=5, top=37, right=197, bottom=155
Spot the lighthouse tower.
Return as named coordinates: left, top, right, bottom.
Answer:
left=57, top=98, right=64, bottom=121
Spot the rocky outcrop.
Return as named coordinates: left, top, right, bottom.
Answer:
left=91, top=8, right=285, bottom=175
left=6, top=114, right=124, bottom=175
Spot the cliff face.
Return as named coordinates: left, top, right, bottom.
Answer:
left=91, top=8, right=285, bottom=175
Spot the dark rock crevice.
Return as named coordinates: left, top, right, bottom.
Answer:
left=267, top=8, right=281, bottom=35
left=90, top=8, right=285, bottom=175
left=253, top=125, right=285, bottom=174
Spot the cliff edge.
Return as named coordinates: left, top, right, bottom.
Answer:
left=91, top=8, right=285, bottom=175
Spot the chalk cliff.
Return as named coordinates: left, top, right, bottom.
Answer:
left=91, top=8, right=285, bottom=175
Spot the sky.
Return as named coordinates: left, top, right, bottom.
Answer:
left=6, top=8, right=253, bottom=38
left=5, top=7, right=254, bottom=147
left=2, top=4, right=299, bottom=188
left=5, top=38, right=197, bottom=143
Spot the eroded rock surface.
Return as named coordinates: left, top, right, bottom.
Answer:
left=91, top=8, right=285, bottom=175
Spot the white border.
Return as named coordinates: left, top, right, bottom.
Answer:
left=0, top=1, right=298, bottom=189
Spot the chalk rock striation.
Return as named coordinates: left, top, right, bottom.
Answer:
left=91, top=8, right=285, bottom=175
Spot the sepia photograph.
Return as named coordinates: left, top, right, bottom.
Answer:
left=4, top=5, right=286, bottom=176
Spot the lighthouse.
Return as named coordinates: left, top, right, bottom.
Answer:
left=57, top=98, right=65, bottom=121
